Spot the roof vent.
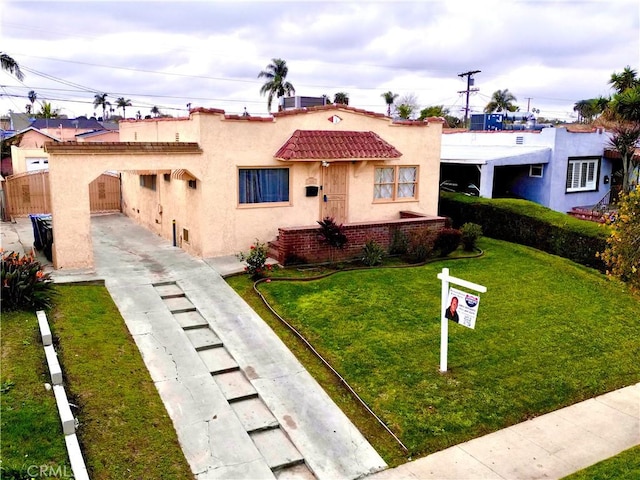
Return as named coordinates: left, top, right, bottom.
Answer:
left=516, top=136, right=524, bottom=145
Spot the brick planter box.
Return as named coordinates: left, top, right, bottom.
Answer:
left=273, top=212, right=447, bottom=265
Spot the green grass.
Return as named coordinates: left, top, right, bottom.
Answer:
left=561, top=445, right=640, bottom=479
left=50, top=284, right=193, bottom=479
left=228, top=237, right=640, bottom=465
left=1, top=310, right=72, bottom=479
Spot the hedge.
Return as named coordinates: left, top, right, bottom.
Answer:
left=438, top=193, right=610, bottom=272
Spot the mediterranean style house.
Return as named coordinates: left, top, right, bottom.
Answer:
left=44, top=105, right=447, bottom=270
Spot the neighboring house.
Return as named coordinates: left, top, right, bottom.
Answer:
left=30, top=117, right=106, bottom=142
left=75, top=129, right=119, bottom=142
left=440, top=126, right=614, bottom=214
left=6, top=127, right=60, bottom=174
left=44, top=105, right=447, bottom=270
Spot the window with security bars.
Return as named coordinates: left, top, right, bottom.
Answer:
left=374, top=166, right=418, bottom=201
left=566, top=158, right=598, bottom=192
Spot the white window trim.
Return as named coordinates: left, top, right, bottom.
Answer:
left=566, top=158, right=599, bottom=193
left=529, top=164, right=544, bottom=178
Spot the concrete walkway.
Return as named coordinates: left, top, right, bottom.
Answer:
left=2, top=213, right=638, bottom=480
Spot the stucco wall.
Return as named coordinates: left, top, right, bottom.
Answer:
left=118, top=107, right=443, bottom=259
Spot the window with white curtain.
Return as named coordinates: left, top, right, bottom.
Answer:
left=374, top=166, right=418, bottom=201
left=566, top=157, right=599, bottom=192
left=239, top=168, right=290, bottom=204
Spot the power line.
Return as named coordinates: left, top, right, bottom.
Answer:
left=457, top=70, right=481, bottom=127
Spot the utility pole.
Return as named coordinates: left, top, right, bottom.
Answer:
left=526, top=97, right=532, bottom=112
left=458, top=70, right=481, bottom=128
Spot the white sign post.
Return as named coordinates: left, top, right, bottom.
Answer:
left=437, top=268, right=487, bottom=372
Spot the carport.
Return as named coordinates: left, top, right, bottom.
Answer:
left=44, top=142, right=203, bottom=270
left=440, top=145, right=552, bottom=198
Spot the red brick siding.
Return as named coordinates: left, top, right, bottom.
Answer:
left=275, top=214, right=447, bottom=264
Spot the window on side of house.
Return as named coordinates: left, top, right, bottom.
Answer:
left=566, top=157, right=599, bottom=192
left=238, top=168, right=290, bottom=204
left=529, top=164, right=544, bottom=178
left=139, top=174, right=157, bottom=191
left=188, top=179, right=197, bottom=189
left=374, top=166, right=418, bottom=201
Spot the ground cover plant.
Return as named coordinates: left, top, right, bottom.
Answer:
left=561, top=445, right=640, bottom=480
left=0, top=310, right=72, bottom=479
left=48, top=284, right=193, bottom=479
left=230, top=237, right=640, bottom=463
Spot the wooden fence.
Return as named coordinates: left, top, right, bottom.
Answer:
left=3, top=171, right=121, bottom=217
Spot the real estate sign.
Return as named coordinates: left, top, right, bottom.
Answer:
left=446, top=287, right=480, bottom=329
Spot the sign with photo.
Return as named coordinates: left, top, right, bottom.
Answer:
left=444, top=287, right=480, bottom=329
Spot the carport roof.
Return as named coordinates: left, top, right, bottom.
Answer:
left=440, top=145, right=551, bottom=165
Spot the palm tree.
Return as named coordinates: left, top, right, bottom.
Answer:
left=35, top=101, right=60, bottom=119
left=258, top=58, right=295, bottom=112
left=381, top=91, right=398, bottom=117
left=28, top=90, right=37, bottom=110
left=1, top=52, right=24, bottom=81
left=484, top=89, right=518, bottom=113
left=150, top=106, right=161, bottom=117
left=115, top=97, right=132, bottom=118
left=93, top=93, right=110, bottom=120
left=333, top=92, right=349, bottom=105
left=609, top=66, right=639, bottom=94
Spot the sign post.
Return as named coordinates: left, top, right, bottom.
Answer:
left=437, top=268, right=487, bottom=372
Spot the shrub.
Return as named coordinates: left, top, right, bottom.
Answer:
left=598, top=189, right=640, bottom=291
left=460, top=222, right=483, bottom=251
left=1, top=250, right=55, bottom=312
left=434, top=228, right=462, bottom=256
left=317, top=217, right=348, bottom=249
left=236, top=240, right=272, bottom=279
left=389, top=229, right=409, bottom=255
left=407, top=228, right=437, bottom=263
left=360, top=239, right=386, bottom=266
left=439, top=192, right=608, bottom=271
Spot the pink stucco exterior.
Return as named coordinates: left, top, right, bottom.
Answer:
left=45, top=105, right=445, bottom=269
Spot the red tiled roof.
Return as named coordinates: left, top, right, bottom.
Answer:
left=274, top=130, right=402, bottom=161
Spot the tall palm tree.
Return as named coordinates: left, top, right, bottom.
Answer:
left=28, top=90, right=37, bottom=110
left=609, top=66, right=639, bottom=94
left=333, top=92, right=349, bottom=105
left=381, top=91, right=398, bottom=117
left=150, top=106, right=161, bottom=117
left=1, top=52, right=24, bottom=81
left=258, top=58, right=295, bottom=112
left=484, top=89, right=518, bottom=113
left=93, top=93, right=110, bottom=119
left=115, top=97, right=132, bottom=118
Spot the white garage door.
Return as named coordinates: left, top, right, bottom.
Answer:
left=26, top=157, right=49, bottom=172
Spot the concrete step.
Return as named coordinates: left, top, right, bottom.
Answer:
left=250, top=428, right=305, bottom=471
left=230, top=397, right=279, bottom=432
left=154, top=282, right=185, bottom=298
left=162, top=296, right=196, bottom=313
left=199, top=347, right=239, bottom=374
left=173, top=310, right=209, bottom=330
left=274, top=463, right=316, bottom=480
left=184, top=327, right=223, bottom=351
left=213, top=370, right=258, bottom=402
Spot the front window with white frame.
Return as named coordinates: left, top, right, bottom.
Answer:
left=529, top=164, right=544, bottom=178
left=566, top=157, right=599, bottom=192
left=374, top=166, right=418, bottom=201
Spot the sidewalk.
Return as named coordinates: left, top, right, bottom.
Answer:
left=2, top=215, right=639, bottom=480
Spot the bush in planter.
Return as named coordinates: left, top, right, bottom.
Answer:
left=389, top=229, right=408, bottom=255
left=434, top=228, right=462, bottom=256
left=407, top=228, right=437, bottom=263
left=460, top=222, right=483, bottom=251
left=1, top=250, right=55, bottom=312
left=236, top=240, right=272, bottom=279
left=360, top=239, right=385, bottom=266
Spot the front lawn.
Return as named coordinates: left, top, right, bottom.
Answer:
left=228, top=237, right=640, bottom=464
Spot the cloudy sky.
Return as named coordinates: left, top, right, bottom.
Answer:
left=1, top=0, right=638, bottom=122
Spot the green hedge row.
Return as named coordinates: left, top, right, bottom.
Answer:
left=438, top=193, right=610, bottom=272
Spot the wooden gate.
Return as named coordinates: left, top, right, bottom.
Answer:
left=4, top=171, right=121, bottom=217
